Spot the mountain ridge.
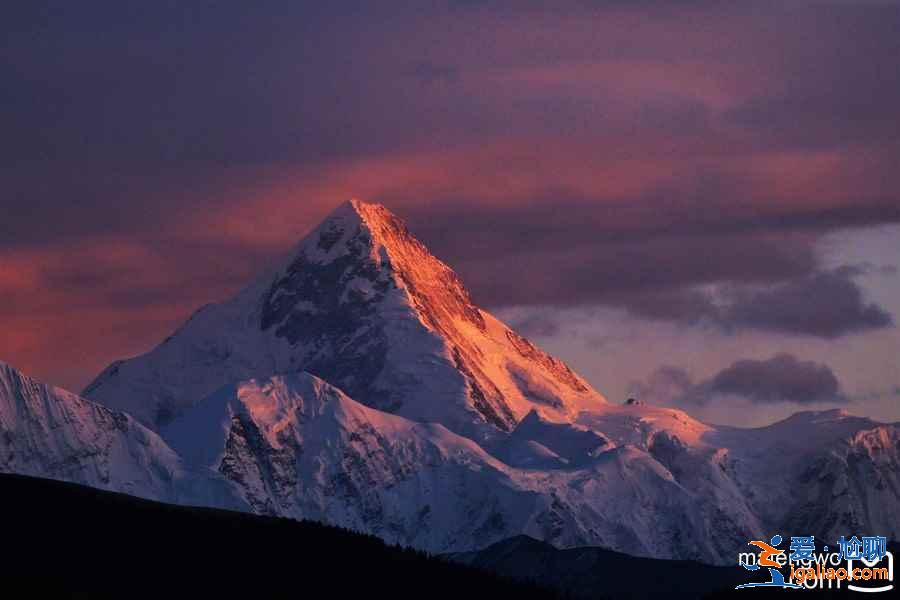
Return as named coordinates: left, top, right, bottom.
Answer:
left=0, top=359, right=242, bottom=510
left=4, top=341, right=900, bottom=563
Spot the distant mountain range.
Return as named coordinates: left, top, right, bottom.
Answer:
left=1, top=200, right=898, bottom=567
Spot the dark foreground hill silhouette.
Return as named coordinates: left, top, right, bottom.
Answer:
left=0, top=474, right=555, bottom=599
left=449, top=535, right=898, bottom=600
left=3, top=474, right=893, bottom=599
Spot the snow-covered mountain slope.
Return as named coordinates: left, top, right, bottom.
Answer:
left=489, top=409, right=610, bottom=468
left=0, top=361, right=243, bottom=509
left=162, top=372, right=899, bottom=562
left=787, top=423, right=900, bottom=543
left=4, top=357, right=898, bottom=564
left=161, top=372, right=759, bottom=560
left=578, top=405, right=900, bottom=551
left=712, top=410, right=900, bottom=545
left=83, top=199, right=604, bottom=437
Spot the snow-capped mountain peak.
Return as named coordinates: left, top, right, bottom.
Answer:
left=84, top=199, right=605, bottom=436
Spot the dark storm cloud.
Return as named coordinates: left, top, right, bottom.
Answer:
left=0, top=2, right=416, bottom=168
left=723, top=4, right=900, bottom=150
left=630, top=353, right=847, bottom=407
left=403, top=196, right=893, bottom=337
left=614, top=265, right=895, bottom=337
left=495, top=263, right=893, bottom=339
left=722, top=266, right=893, bottom=337
left=4, top=1, right=899, bottom=170
left=2, top=0, right=900, bottom=389
left=703, top=354, right=844, bottom=405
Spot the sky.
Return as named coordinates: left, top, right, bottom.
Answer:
left=1, top=1, right=898, bottom=426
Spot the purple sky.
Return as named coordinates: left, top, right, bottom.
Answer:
left=1, top=1, right=898, bottom=425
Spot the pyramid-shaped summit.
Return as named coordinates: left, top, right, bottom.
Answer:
left=84, top=199, right=606, bottom=436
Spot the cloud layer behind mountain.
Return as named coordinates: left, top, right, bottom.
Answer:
left=0, top=2, right=897, bottom=421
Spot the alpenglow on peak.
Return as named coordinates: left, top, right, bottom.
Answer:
left=84, top=199, right=607, bottom=436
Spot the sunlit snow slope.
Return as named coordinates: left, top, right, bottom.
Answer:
left=158, top=372, right=900, bottom=563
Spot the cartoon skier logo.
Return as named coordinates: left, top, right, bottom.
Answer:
left=736, top=534, right=803, bottom=590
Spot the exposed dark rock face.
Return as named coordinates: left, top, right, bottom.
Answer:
left=219, top=413, right=296, bottom=515
left=451, top=346, right=517, bottom=431
left=261, top=223, right=395, bottom=410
